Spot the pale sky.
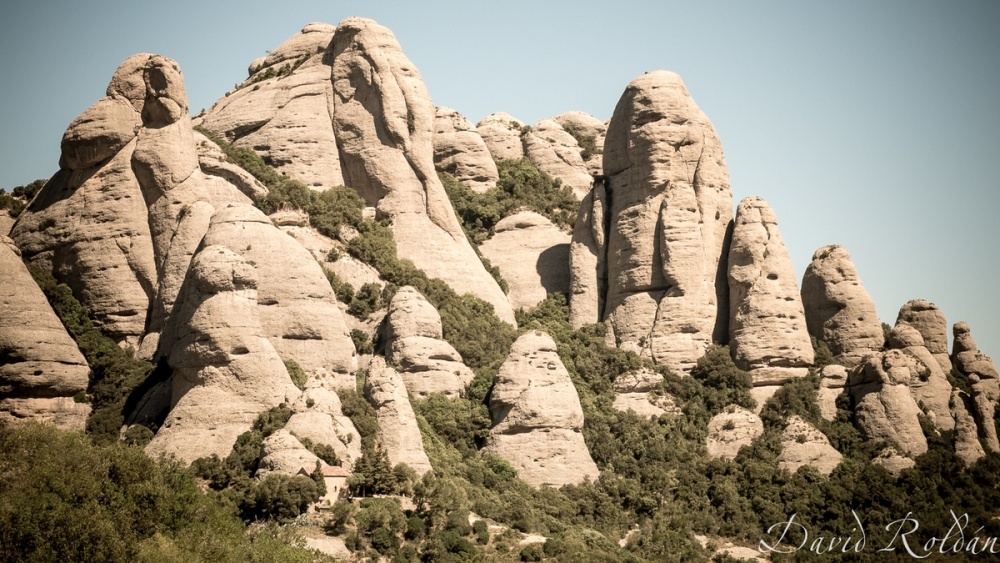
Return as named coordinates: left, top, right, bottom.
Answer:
left=1, top=0, right=998, bottom=359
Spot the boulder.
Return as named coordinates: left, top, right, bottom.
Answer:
left=524, top=119, right=594, bottom=200
left=197, top=23, right=345, bottom=191
left=706, top=406, right=763, bottom=460
left=951, top=321, right=1000, bottom=453
left=952, top=388, right=987, bottom=465
left=611, top=368, right=680, bottom=418
left=476, top=112, right=525, bottom=161
left=256, top=429, right=325, bottom=480
left=0, top=235, right=90, bottom=430
left=847, top=351, right=927, bottom=456
left=384, top=286, right=474, bottom=397
left=146, top=245, right=300, bottom=463
left=364, top=357, right=432, bottom=475
left=478, top=211, right=571, bottom=310
left=896, top=299, right=950, bottom=373
left=597, top=71, right=733, bottom=374
left=801, top=245, right=884, bottom=365
left=777, top=416, right=842, bottom=475
left=433, top=106, right=499, bottom=193
left=330, top=18, right=514, bottom=325
left=887, top=324, right=954, bottom=432
left=872, top=447, right=916, bottom=476
left=727, top=197, right=813, bottom=385
left=485, top=331, right=599, bottom=488
left=287, top=386, right=363, bottom=468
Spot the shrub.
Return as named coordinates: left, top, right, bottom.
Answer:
left=284, top=359, right=307, bottom=390
left=351, top=329, right=374, bottom=355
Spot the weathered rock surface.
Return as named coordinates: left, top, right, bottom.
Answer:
left=331, top=18, right=514, bottom=325
left=194, top=131, right=268, bottom=201
left=524, top=118, right=594, bottom=200
left=777, top=416, right=842, bottom=475
left=595, top=71, right=733, bottom=374
left=728, top=197, right=813, bottom=385
left=887, top=324, right=953, bottom=432
left=364, top=357, right=432, bottom=475
left=848, top=351, right=927, bottom=456
left=197, top=23, right=345, bottom=191
left=568, top=180, right=607, bottom=329
left=896, top=299, right=950, bottom=373
left=485, top=331, right=599, bottom=488
left=384, top=286, right=473, bottom=397
left=611, top=368, right=680, bottom=418
left=952, top=389, right=986, bottom=465
left=706, top=406, right=763, bottom=460
left=146, top=245, right=300, bottom=463
left=256, top=429, right=325, bottom=480
left=287, top=386, right=363, bottom=467
left=476, top=113, right=525, bottom=161
left=817, top=364, right=849, bottom=422
left=200, top=203, right=358, bottom=389
left=801, top=245, right=884, bottom=365
left=0, top=236, right=90, bottom=430
left=433, top=106, right=499, bottom=193
left=478, top=211, right=570, bottom=311
left=551, top=111, right=606, bottom=175
left=873, top=447, right=916, bottom=475
left=952, top=321, right=1000, bottom=453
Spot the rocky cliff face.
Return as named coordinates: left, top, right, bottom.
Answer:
left=330, top=18, right=514, bottom=325
left=384, top=286, right=474, bottom=398
left=478, top=211, right=570, bottom=311
left=887, top=323, right=953, bottom=432
left=485, top=331, right=599, bottom=488
left=433, top=106, right=499, bottom=193
left=364, top=357, right=433, bottom=475
left=727, top=197, right=813, bottom=385
left=524, top=119, right=595, bottom=200
left=801, top=245, right=884, bottom=365
left=951, top=321, right=1000, bottom=453
left=476, top=113, right=525, bottom=161
left=0, top=236, right=91, bottom=430
left=847, top=350, right=928, bottom=457
left=896, top=300, right=951, bottom=374
left=572, top=71, right=733, bottom=374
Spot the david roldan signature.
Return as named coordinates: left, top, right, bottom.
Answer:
left=758, top=511, right=1000, bottom=557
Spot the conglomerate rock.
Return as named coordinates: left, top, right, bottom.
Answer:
left=847, top=350, right=927, bottom=457
left=524, top=118, right=594, bottom=200
left=951, top=321, right=1000, bottom=453
left=433, top=106, right=499, bottom=193
left=478, top=211, right=570, bottom=311
left=777, top=416, right=842, bottom=476
left=895, top=299, right=951, bottom=373
left=364, top=356, right=432, bottom=475
left=887, top=323, right=953, bottom=432
left=476, top=112, right=525, bottom=161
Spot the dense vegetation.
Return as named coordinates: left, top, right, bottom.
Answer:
left=0, top=178, right=45, bottom=218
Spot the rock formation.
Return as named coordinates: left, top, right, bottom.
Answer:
left=727, top=197, right=813, bottom=385
left=611, top=368, right=680, bottom=418
left=573, top=71, right=732, bottom=374
left=364, top=357, right=433, bottom=475
left=433, top=106, right=499, bottom=192
left=568, top=179, right=608, bottom=329
left=706, top=407, right=763, bottom=460
left=485, top=331, right=599, bottom=488
left=873, top=447, right=916, bottom=476
left=951, top=321, right=1000, bottom=453
left=287, top=386, right=363, bottom=467
left=896, top=300, right=950, bottom=373
left=801, top=245, right=884, bottom=365
left=384, top=287, right=474, bottom=397
left=145, top=245, right=300, bottom=463
left=887, top=324, right=953, bottom=432
left=478, top=211, right=570, bottom=311
left=256, top=429, right=326, bottom=480
left=817, top=364, right=848, bottom=422
left=0, top=235, right=90, bottom=430
left=951, top=388, right=987, bottom=464
left=196, top=23, right=345, bottom=191
left=330, top=18, right=514, bottom=325
left=847, top=351, right=928, bottom=457
left=551, top=111, right=606, bottom=176
left=523, top=119, right=594, bottom=200
left=476, top=113, right=525, bottom=161
left=777, top=416, right=842, bottom=475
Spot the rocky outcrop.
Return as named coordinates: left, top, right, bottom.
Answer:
left=476, top=113, right=525, bottom=161
left=817, top=365, right=849, bottom=422
left=330, top=18, right=514, bottom=325
left=727, top=197, right=813, bottom=385
left=592, top=71, right=733, bottom=374
left=524, top=119, right=593, bottom=200
left=384, top=287, right=474, bottom=397
left=611, top=368, right=680, bottom=418
left=847, top=351, right=927, bottom=457
left=952, top=321, right=1000, bottom=453
left=478, top=211, right=570, bottom=311
left=199, top=203, right=358, bottom=389
left=433, top=107, right=499, bottom=193
left=568, top=180, right=607, bottom=329
left=706, top=407, right=763, bottom=460
left=873, top=447, right=916, bottom=476
left=485, top=331, right=599, bottom=488
left=287, top=386, right=363, bottom=467
left=146, top=245, right=300, bottom=463
left=0, top=236, right=90, bottom=430
left=887, top=324, right=953, bottom=432
left=551, top=111, right=606, bottom=175
left=364, top=357, right=432, bottom=475
left=952, top=389, right=986, bottom=465
left=256, top=429, right=325, bottom=480
left=197, top=23, right=345, bottom=191
left=801, top=245, right=884, bottom=365
left=896, top=300, right=950, bottom=373
left=777, top=416, right=842, bottom=475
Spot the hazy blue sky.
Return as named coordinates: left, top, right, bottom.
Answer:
left=2, top=1, right=998, bottom=359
